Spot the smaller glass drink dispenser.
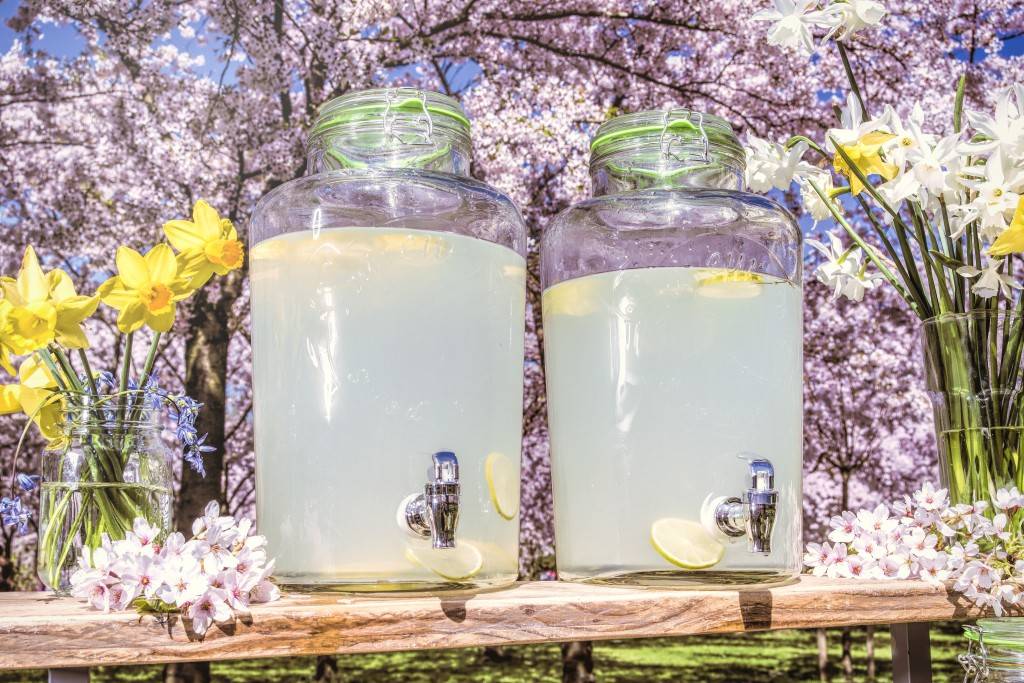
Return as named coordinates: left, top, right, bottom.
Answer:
left=249, top=89, right=527, bottom=591
left=541, top=110, right=803, bottom=586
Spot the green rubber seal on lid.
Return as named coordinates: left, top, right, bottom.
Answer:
left=965, top=624, right=1024, bottom=652
left=313, top=98, right=471, bottom=134
left=590, top=119, right=699, bottom=152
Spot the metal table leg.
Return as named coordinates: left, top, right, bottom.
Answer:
left=891, top=622, right=932, bottom=683
left=48, top=668, right=89, bottom=683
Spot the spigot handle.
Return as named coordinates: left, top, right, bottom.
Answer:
left=431, top=451, right=459, bottom=484
left=399, top=451, right=461, bottom=550
left=714, top=455, right=779, bottom=555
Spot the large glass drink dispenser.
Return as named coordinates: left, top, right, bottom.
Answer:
left=250, top=89, right=527, bottom=591
left=541, top=110, right=803, bottom=586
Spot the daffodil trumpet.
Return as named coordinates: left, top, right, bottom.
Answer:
left=0, top=200, right=243, bottom=593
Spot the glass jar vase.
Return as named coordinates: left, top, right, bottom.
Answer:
left=249, top=88, right=527, bottom=591
left=541, top=110, right=803, bottom=586
left=38, top=399, right=173, bottom=593
left=962, top=620, right=1024, bottom=682
left=922, top=311, right=1023, bottom=509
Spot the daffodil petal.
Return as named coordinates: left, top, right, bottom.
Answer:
left=0, top=384, right=20, bottom=414
left=163, top=219, right=210, bottom=252
left=145, top=244, right=178, bottom=285
left=116, top=247, right=150, bottom=290
left=46, top=269, right=78, bottom=302
left=18, top=357, right=57, bottom=389
left=146, top=303, right=176, bottom=333
left=17, top=246, right=50, bottom=304
left=192, top=200, right=223, bottom=233
left=116, top=301, right=148, bottom=334
left=98, top=277, right=137, bottom=310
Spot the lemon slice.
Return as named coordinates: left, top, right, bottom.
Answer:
left=542, top=278, right=600, bottom=317
left=650, top=518, right=725, bottom=569
left=485, top=452, right=520, bottom=520
left=694, top=268, right=763, bottom=299
left=405, top=541, right=484, bottom=581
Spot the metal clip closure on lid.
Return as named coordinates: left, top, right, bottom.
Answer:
left=658, top=109, right=710, bottom=164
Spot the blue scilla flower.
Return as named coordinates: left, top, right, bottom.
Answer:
left=184, top=433, right=215, bottom=477
left=0, top=496, right=30, bottom=534
left=95, top=371, right=117, bottom=390
left=15, top=473, right=40, bottom=493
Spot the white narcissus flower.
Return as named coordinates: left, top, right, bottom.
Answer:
left=806, top=232, right=884, bottom=302
left=957, top=258, right=1021, bottom=299
left=798, top=172, right=839, bottom=222
left=751, top=0, right=829, bottom=54
left=745, top=136, right=814, bottom=192
left=954, top=151, right=1024, bottom=239
left=907, top=132, right=960, bottom=196
left=960, top=84, right=1024, bottom=159
left=821, top=0, right=887, bottom=41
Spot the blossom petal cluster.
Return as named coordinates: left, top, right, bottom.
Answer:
left=805, top=483, right=1024, bottom=616
left=70, top=502, right=279, bottom=636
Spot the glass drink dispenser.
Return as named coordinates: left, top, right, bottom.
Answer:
left=249, top=89, right=527, bottom=591
left=541, top=110, right=803, bottom=586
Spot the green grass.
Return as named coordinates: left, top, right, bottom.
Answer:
left=0, top=624, right=968, bottom=682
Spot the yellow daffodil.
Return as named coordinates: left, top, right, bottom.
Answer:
left=0, top=246, right=98, bottom=353
left=0, top=300, right=17, bottom=375
left=163, top=200, right=245, bottom=289
left=988, top=197, right=1024, bottom=256
left=46, top=269, right=100, bottom=348
left=0, top=357, right=64, bottom=442
left=98, top=244, right=192, bottom=333
left=833, top=131, right=899, bottom=195
left=0, top=247, right=57, bottom=353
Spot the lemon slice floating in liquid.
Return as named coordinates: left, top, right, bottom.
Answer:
left=650, top=518, right=725, bottom=569
left=405, top=541, right=484, bottom=581
left=694, top=268, right=764, bottom=299
left=485, top=452, right=520, bottom=520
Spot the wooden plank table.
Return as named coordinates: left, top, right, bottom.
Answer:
left=0, top=576, right=994, bottom=682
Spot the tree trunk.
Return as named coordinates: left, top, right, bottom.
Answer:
left=163, top=663, right=211, bottom=683
left=314, top=655, right=338, bottom=681
left=817, top=628, right=829, bottom=682
left=561, top=641, right=595, bottom=683
left=865, top=625, right=876, bottom=681
left=841, top=627, right=854, bottom=683
left=174, top=291, right=231, bottom=526
left=164, top=288, right=233, bottom=683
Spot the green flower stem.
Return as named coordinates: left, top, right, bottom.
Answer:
left=35, top=350, right=69, bottom=393
left=77, top=349, right=100, bottom=397
left=837, top=42, right=869, bottom=121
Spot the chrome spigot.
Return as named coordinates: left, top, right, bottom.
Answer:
left=399, top=451, right=460, bottom=549
left=715, top=457, right=778, bottom=554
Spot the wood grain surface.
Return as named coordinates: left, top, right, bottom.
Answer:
left=0, top=576, right=994, bottom=670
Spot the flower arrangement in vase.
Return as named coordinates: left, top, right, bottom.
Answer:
left=0, top=200, right=244, bottom=593
left=748, top=1, right=1024, bottom=516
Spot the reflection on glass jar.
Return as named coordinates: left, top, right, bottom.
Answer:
left=249, top=89, right=527, bottom=591
left=541, top=109, right=803, bottom=587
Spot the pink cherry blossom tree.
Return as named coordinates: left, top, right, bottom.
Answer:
left=1, top=2, right=1023, bottom=681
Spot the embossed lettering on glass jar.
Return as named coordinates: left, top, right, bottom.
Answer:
left=249, top=89, right=527, bottom=591
left=541, top=110, right=803, bottom=586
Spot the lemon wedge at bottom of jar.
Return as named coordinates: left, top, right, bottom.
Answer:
left=694, top=268, right=764, bottom=299
left=405, top=541, right=484, bottom=581
left=485, top=452, right=520, bottom=520
left=650, top=518, right=725, bottom=569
